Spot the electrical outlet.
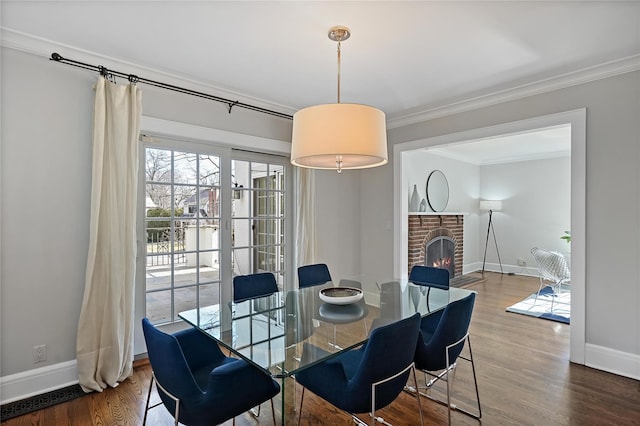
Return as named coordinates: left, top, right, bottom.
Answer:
left=33, top=345, right=46, bottom=363
left=517, top=258, right=527, bottom=267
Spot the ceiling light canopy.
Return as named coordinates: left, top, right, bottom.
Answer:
left=291, top=26, right=388, bottom=173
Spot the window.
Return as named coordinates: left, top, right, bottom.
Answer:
left=142, top=139, right=291, bottom=325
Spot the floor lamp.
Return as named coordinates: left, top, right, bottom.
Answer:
left=480, top=200, right=504, bottom=275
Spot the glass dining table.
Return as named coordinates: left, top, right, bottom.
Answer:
left=179, top=278, right=475, bottom=425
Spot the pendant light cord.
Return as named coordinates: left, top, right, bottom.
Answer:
left=336, top=40, right=343, bottom=172
left=337, top=41, right=342, bottom=104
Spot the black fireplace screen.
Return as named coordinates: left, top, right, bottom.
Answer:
left=425, top=236, right=455, bottom=278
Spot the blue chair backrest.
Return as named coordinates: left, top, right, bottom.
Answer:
left=233, top=272, right=278, bottom=302
left=415, top=293, right=476, bottom=370
left=141, top=318, right=201, bottom=403
left=409, top=265, right=450, bottom=289
left=351, top=313, right=421, bottom=409
left=298, top=263, right=332, bottom=288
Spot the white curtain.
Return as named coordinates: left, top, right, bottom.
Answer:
left=77, top=77, right=142, bottom=392
left=295, top=167, right=317, bottom=269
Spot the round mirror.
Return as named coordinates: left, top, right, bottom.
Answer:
left=426, top=170, right=449, bottom=212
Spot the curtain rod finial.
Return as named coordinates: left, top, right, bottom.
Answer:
left=50, top=52, right=63, bottom=61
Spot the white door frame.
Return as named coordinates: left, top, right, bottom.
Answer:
left=393, top=109, right=586, bottom=364
left=135, top=116, right=292, bottom=353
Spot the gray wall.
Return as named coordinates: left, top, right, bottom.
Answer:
left=403, top=150, right=571, bottom=274
left=361, top=70, right=640, bottom=358
left=314, top=169, right=362, bottom=281
left=0, top=47, right=292, bottom=377
left=480, top=156, right=571, bottom=271
left=2, top=49, right=93, bottom=376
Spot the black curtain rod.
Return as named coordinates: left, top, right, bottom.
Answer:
left=49, top=52, right=293, bottom=120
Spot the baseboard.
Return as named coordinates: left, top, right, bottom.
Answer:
left=585, top=343, right=640, bottom=380
left=465, top=262, right=538, bottom=277
left=0, top=357, right=149, bottom=408
left=0, top=360, right=78, bottom=405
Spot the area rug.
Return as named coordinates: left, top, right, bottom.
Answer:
left=506, top=285, right=570, bottom=324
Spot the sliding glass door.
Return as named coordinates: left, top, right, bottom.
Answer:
left=142, top=139, right=291, bottom=325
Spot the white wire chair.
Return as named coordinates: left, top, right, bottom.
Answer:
left=531, top=247, right=571, bottom=312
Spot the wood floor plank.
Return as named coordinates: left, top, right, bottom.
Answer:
left=2, top=273, right=639, bottom=425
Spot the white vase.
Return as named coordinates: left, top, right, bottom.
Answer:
left=410, top=184, right=420, bottom=212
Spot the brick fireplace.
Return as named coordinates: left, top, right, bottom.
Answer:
left=408, top=214, right=464, bottom=278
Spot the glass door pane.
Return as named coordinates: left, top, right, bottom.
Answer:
left=144, top=147, right=222, bottom=324
left=232, top=158, right=287, bottom=289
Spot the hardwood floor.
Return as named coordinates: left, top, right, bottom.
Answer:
left=3, top=273, right=639, bottom=425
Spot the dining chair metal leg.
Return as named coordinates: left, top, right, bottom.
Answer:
left=234, top=400, right=277, bottom=426
left=297, top=387, right=306, bottom=425
left=411, top=365, right=425, bottom=426
left=351, top=415, right=369, bottom=426
left=143, top=374, right=154, bottom=426
left=292, top=375, right=298, bottom=417
left=415, top=335, right=481, bottom=424
left=249, top=398, right=279, bottom=422
left=445, top=349, right=452, bottom=425
left=149, top=372, right=180, bottom=426
left=368, top=362, right=422, bottom=426
left=270, top=398, right=276, bottom=426
left=454, top=336, right=482, bottom=420
left=144, top=372, right=179, bottom=426
left=300, top=381, right=419, bottom=426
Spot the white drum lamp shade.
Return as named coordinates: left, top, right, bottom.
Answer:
left=290, top=26, right=388, bottom=172
left=291, top=103, right=388, bottom=170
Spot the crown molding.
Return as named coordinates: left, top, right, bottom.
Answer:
left=0, top=28, right=297, bottom=118
left=3, top=27, right=638, bottom=129
left=386, top=54, right=640, bottom=129
left=432, top=147, right=571, bottom=166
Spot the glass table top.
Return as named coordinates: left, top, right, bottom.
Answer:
left=179, top=280, right=474, bottom=378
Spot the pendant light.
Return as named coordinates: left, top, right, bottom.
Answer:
left=291, top=26, right=388, bottom=173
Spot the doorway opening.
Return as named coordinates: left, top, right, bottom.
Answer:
left=393, top=109, right=586, bottom=364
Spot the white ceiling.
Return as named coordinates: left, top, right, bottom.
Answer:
left=1, top=1, right=639, bottom=162
left=426, top=124, right=571, bottom=165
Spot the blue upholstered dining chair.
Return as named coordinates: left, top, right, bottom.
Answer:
left=296, top=313, right=424, bottom=426
left=297, top=263, right=332, bottom=288
left=409, top=265, right=450, bottom=312
left=413, top=292, right=481, bottom=425
left=141, top=318, right=280, bottom=426
left=233, top=272, right=279, bottom=302
left=409, top=265, right=450, bottom=289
